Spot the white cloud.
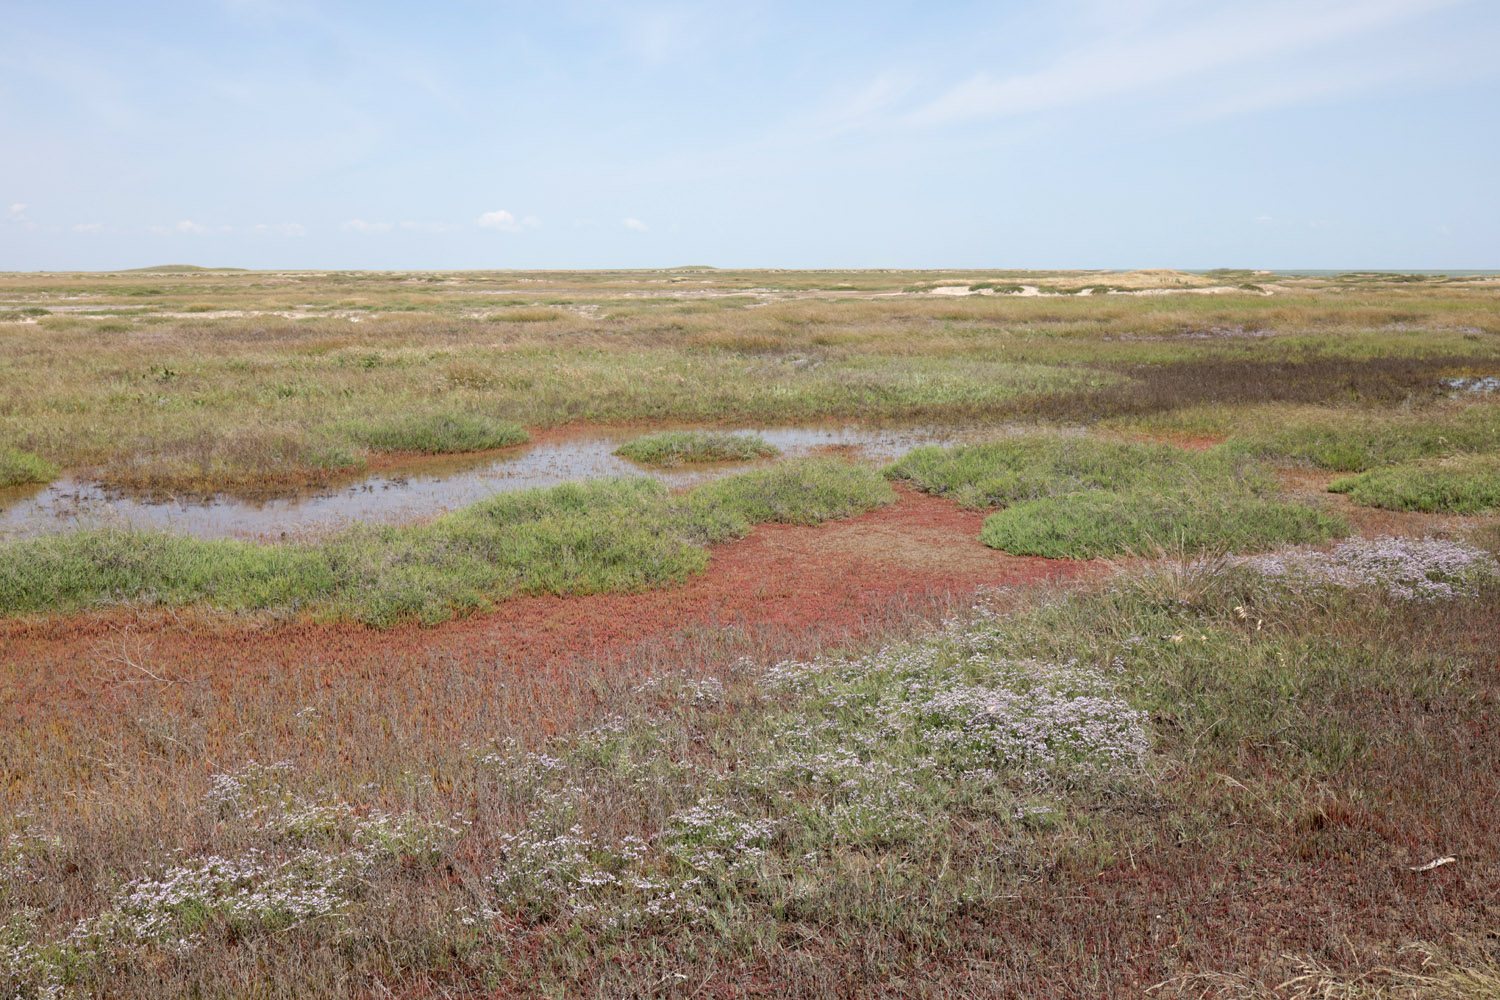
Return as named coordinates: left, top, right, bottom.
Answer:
left=342, top=219, right=393, bottom=233
left=8, top=203, right=26, bottom=218
left=477, top=210, right=541, bottom=232
left=72, top=222, right=105, bottom=232
left=623, top=217, right=649, bottom=232
left=478, top=209, right=522, bottom=232
left=908, top=0, right=1462, bottom=125
left=176, top=220, right=208, bottom=234
left=250, top=222, right=307, bottom=237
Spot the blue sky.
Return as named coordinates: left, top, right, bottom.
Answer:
left=3, top=0, right=1497, bottom=270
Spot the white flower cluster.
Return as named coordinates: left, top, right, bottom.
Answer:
left=1243, top=536, right=1499, bottom=602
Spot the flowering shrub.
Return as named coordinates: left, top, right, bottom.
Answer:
left=467, top=606, right=1153, bottom=937
left=203, top=760, right=296, bottom=817
left=1243, top=536, right=1499, bottom=602
left=1, top=832, right=63, bottom=896
left=83, top=848, right=361, bottom=943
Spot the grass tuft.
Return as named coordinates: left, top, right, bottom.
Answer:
left=688, top=457, right=893, bottom=524
left=0, top=448, right=58, bottom=488
left=886, top=434, right=1272, bottom=508
left=615, top=430, right=778, bottom=466
left=1220, top=402, right=1500, bottom=471
left=979, top=487, right=1347, bottom=559
left=341, top=412, right=529, bottom=454
left=1329, top=454, right=1500, bottom=513
left=889, top=434, right=1343, bottom=558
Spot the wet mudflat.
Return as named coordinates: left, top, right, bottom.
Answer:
left=0, top=423, right=1000, bottom=541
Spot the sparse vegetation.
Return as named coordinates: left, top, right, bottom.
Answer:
left=616, top=430, right=778, bottom=466
left=1228, top=403, right=1500, bottom=470
left=5, top=534, right=1497, bottom=997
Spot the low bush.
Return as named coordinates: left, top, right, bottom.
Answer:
left=1230, top=402, right=1500, bottom=471
left=979, top=487, right=1347, bottom=559
left=1328, top=454, right=1500, bottom=513
left=0, top=448, right=57, bottom=488
left=889, top=434, right=1342, bottom=558
left=341, top=412, right=529, bottom=454
left=615, top=430, right=778, bottom=466
left=886, top=434, right=1270, bottom=508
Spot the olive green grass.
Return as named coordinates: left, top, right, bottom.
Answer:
left=888, top=434, right=1346, bottom=558
left=615, top=430, right=779, bottom=466
left=1329, top=454, right=1500, bottom=513
left=339, top=411, right=529, bottom=454
left=0, top=448, right=58, bottom=489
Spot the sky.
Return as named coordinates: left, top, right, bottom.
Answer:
left=3, top=0, right=1498, bottom=270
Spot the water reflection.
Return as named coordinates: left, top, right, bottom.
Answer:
left=0, top=425, right=998, bottom=542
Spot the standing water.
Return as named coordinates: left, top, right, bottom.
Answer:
left=0, top=425, right=998, bottom=542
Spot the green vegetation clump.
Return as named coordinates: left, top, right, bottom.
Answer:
left=688, top=457, right=892, bottom=524
left=886, top=434, right=1271, bottom=508
left=96, top=430, right=366, bottom=497
left=0, top=459, right=890, bottom=626
left=1228, top=403, right=1500, bottom=471
left=1328, top=454, right=1500, bottom=513
left=980, top=487, right=1346, bottom=559
left=615, top=430, right=778, bottom=466
left=0, top=448, right=59, bottom=488
left=341, top=412, right=529, bottom=454
left=889, top=434, right=1343, bottom=557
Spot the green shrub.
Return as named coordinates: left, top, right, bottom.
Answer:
left=689, top=458, right=895, bottom=525
left=979, top=488, right=1347, bottom=559
left=0, top=448, right=59, bottom=488
left=887, top=434, right=1341, bottom=559
left=341, top=412, right=529, bottom=454
left=1329, top=455, right=1500, bottom=513
left=615, top=430, right=778, bottom=466
left=1228, top=403, right=1500, bottom=471
left=886, top=434, right=1271, bottom=508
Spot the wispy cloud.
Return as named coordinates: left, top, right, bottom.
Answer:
left=477, top=209, right=540, bottom=233
left=342, top=219, right=393, bottom=234
left=907, top=0, right=1463, bottom=125
left=400, top=220, right=463, bottom=233
left=622, top=217, right=649, bottom=232
left=176, top=220, right=209, bottom=235
left=72, top=222, right=106, bottom=233
left=250, top=222, right=307, bottom=237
